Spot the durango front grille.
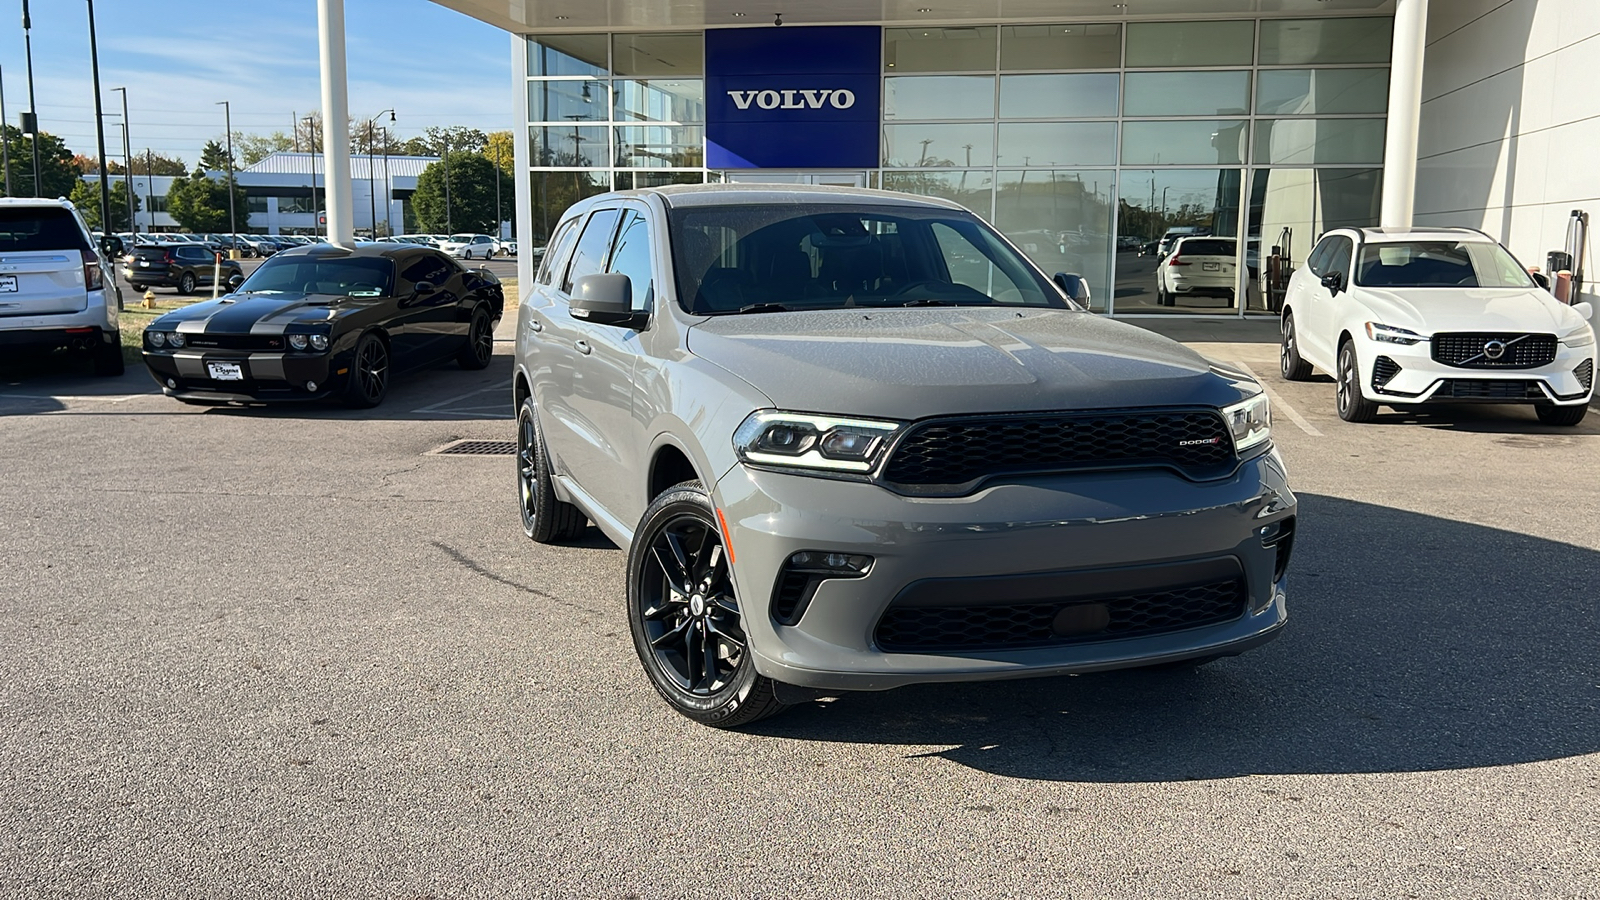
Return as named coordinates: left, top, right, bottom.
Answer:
left=874, top=578, right=1247, bottom=653
left=882, top=409, right=1235, bottom=491
left=1432, top=332, right=1557, bottom=369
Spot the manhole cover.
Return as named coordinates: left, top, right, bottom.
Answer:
left=431, top=439, right=517, bottom=456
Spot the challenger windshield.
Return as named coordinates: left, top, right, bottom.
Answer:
left=1355, top=240, right=1535, bottom=289
left=238, top=256, right=396, bottom=297
left=667, top=204, right=1067, bottom=315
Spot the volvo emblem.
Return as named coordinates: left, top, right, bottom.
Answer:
left=1483, top=340, right=1507, bottom=360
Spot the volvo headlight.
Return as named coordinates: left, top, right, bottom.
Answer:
left=1364, top=322, right=1426, bottom=345
left=1222, top=391, right=1271, bottom=455
left=733, top=410, right=903, bottom=474
left=1561, top=328, right=1595, bottom=348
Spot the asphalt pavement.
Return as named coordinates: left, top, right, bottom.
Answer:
left=1, top=316, right=1597, bottom=898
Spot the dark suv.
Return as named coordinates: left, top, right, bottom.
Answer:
left=123, top=244, right=244, bottom=294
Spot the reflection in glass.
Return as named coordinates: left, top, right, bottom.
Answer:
left=1254, top=119, right=1386, bottom=165
left=995, top=170, right=1114, bottom=312
left=528, top=35, right=608, bottom=77
left=615, top=79, right=705, bottom=123
left=884, top=26, right=997, bottom=72
left=531, top=125, right=609, bottom=168
left=619, top=171, right=704, bottom=190
left=531, top=170, right=610, bottom=243
left=884, top=76, right=996, bottom=120
left=1245, top=168, right=1381, bottom=313
left=1125, top=21, right=1255, bottom=67
left=1259, top=18, right=1393, bottom=66
left=999, top=74, right=1119, bottom=119
left=881, top=170, right=995, bottom=219
left=1256, top=69, right=1389, bottom=115
left=528, top=79, right=606, bottom=123
left=1124, top=71, right=1251, bottom=117
left=999, top=23, right=1122, bottom=70
left=997, top=123, right=1116, bottom=167
left=1115, top=168, right=1243, bottom=314
left=1122, top=120, right=1248, bottom=165
left=612, top=33, right=703, bottom=77
left=615, top=126, right=705, bottom=168
left=884, top=123, right=994, bottom=167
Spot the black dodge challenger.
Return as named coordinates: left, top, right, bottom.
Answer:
left=141, top=243, right=503, bottom=408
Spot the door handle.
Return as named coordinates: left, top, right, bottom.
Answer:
left=526, top=319, right=543, bottom=333
left=574, top=339, right=591, bottom=355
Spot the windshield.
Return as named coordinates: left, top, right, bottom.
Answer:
left=1175, top=239, right=1235, bottom=257
left=0, top=207, right=90, bottom=252
left=667, top=204, right=1065, bottom=315
left=238, top=256, right=395, bottom=297
left=449, top=234, right=473, bottom=243
left=1356, top=240, right=1535, bottom=289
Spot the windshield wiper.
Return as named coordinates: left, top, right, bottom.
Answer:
left=732, top=302, right=793, bottom=314
left=898, top=298, right=957, bottom=307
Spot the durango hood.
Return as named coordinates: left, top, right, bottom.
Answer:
left=152, top=292, right=355, bottom=333
left=1354, top=286, right=1588, bottom=335
left=686, top=307, right=1249, bottom=420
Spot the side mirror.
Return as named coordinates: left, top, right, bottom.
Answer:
left=1530, top=271, right=1551, bottom=290
left=1053, top=272, right=1092, bottom=306
left=413, top=281, right=436, bottom=295
left=571, top=272, right=646, bottom=328
left=1572, top=301, right=1594, bottom=321
left=1320, top=271, right=1344, bottom=295
left=100, top=235, right=123, bottom=258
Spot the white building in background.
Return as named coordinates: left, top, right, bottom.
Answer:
left=91, top=151, right=439, bottom=235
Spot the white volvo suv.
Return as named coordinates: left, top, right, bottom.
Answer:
left=1279, top=227, right=1595, bottom=425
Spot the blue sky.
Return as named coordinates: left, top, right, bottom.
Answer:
left=1, top=0, right=512, bottom=166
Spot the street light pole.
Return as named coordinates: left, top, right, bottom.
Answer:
left=442, top=134, right=452, bottom=233
left=365, top=109, right=394, bottom=238
left=303, top=115, right=320, bottom=237
left=493, top=140, right=502, bottom=242
left=113, top=88, right=133, bottom=231
left=217, top=101, right=236, bottom=236
left=382, top=126, right=392, bottom=236
left=0, top=60, right=12, bottom=196
left=22, top=0, right=42, bottom=196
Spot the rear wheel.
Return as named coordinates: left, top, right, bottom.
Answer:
left=340, top=332, right=389, bottom=408
left=1336, top=340, right=1379, bottom=423
left=456, top=306, right=494, bottom=370
left=517, top=395, right=586, bottom=543
left=92, top=337, right=124, bottom=377
left=1535, top=404, right=1588, bottom=426
left=177, top=272, right=195, bottom=295
left=1280, top=311, right=1313, bottom=381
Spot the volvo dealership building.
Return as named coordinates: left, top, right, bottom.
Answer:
left=413, top=0, right=1591, bottom=325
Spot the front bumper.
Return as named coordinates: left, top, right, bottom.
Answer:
left=142, top=346, right=347, bottom=403
left=715, top=452, right=1295, bottom=692
left=1359, top=336, right=1595, bottom=406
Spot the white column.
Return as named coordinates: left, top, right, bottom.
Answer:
left=317, top=0, right=355, bottom=247
left=1381, top=0, right=1429, bottom=227
left=511, top=32, right=534, bottom=290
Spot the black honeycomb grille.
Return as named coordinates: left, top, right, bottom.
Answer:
left=1432, top=333, right=1557, bottom=368
left=1372, top=355, right=1401, bottom=389
left=1576, top=359, right=1594, bottom=392
left=1434, top=379, right=1545, bottom=400
left=874, top=578, right=1247, bottom=653
left=883, top=410, right=1235, bottom=490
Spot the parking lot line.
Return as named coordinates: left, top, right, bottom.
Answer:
left=1232, top=361, right=1323, bottom=437
left=411, top=386, right=511, bottom=418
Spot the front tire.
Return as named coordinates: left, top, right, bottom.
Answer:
left=1336, top=340, right=1379, bottom=423
left=517, top=396, right=587, bottom=542
left=627, top=481, right=788, bottom=728
left=1280, top=311, right=1313, bottom=381
left=340, top=332, right=389, bottom=408
left=1536, top=404, right=1588, bottom=426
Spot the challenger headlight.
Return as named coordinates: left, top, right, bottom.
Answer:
left=733, top=410, right=903, bottom=474
left=288, top=334, right=309, bottom=350
left=309, top=334, right=329, bottom=351
left=1222, top=391, right=1272, bottom=455
left=147, top=330, right=166, bottom=348
left=165, top=332, right=186, bottom=348
left=1364, top=322, right=1426, bottom=345
left=1561, top=328, right=1596, bottom=348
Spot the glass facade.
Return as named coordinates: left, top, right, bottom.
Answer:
left=524, top=16, right=1392, bottom=316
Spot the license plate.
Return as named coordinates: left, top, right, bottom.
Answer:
left=0, top=275, right=15, bottom=292
left=1202, top=262, right=1221, bottom=271
left=206, top=361, right=243, bottom=381
left=138, top=260, right=149, bottom=267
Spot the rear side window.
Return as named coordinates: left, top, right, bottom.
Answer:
left=0, top=207, right=90, bottom=252
left=399, top=252, right=454, bottom=288
left=562, top=209, right=621, bottom=293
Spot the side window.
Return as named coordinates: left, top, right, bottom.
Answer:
left=929, top=221, right=1034, bottom=304
left=1326, top=236, right=1354, bottom=283
left=536, top=219, right=578, bottom=285
left=562, top=208, right=622, bottom=293
left=399, top=251, right=453, bottom=288
left=1305, top=239, right=1331, bottom=276
left=606, top=210, right=653, bottom=311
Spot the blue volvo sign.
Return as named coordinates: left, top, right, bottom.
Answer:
left=705, top=26, right=882, bottom=169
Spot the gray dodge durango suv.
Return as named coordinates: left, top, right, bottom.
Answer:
left=514, top=184, right=1294, bottom=728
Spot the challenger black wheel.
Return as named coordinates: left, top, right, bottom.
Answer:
left=177, top=272, right=196, bottom=295
left=1535, top=404, right=1588, bottom=426
left=627, top=481, right=788, bottom=728
left=1336, top=340, right=1378, bottom=423
left=517, top=395, right=586, bottom=542
left=341, top=332, right=389, bottom=408
left=457, top=306, right=494, bottom=370
left=1280, top=311, right=1313, bottom=381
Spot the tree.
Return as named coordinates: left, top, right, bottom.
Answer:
left=131, top=151, right=187, bottom=176
left=401, top=126, right=487, bottom=158
left=484, top=130, right=514, bottom=174
left=166, top=169, right=249, bottom=233
left=0, top=126, right=81, bottom=199
left=411, top=151, right=505, bottom=234
left=235, top=131, right=294, bottom=167
left=69, top=179, right=141, bottom=231
left=198, top=140, right=235, bottom=173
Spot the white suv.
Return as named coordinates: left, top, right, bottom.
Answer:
left=0, top=198, right=124, bottom=376
left=1280, top=227, right=1595, bottom=425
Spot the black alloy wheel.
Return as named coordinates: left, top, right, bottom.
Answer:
left=178, top=272, right=196, bottom=295
left=627, top=481, right=787, bottom=728
left=1336, top=340, right=1378, bottom=423
left=341, top=333, right=389, bottom=408
left=457, top=307, right=494, bottom=370
left=1280, top=311, right=1312, bottom=381
left=516, top=396, right=587, bottom=542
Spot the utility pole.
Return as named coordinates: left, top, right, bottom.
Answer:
left=365, top=110, right=394, bottom=239
left=493, top=139, right=502, bottom=241
left=0, top=60, right=12, bottom=196
left=22, top=0, right=42, bottom=196
left=113, top=88, right=133, bottom=231
left=87, top=0, right=112, bottom=235
left=145, top=149, right=153, bottom=234
left=442, top=133, right=451, bottom=233
left=217, top=101, right=236, bottom=235
left=303, top=115, right=320, bottom=237
left=382, top=126, right=392, bottom=236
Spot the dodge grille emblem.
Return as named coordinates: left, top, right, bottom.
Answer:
left=1483, top=340, right=1507, bottom=360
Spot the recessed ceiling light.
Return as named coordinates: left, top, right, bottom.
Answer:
left=731, top=10, right=746, bottom=15
left=554, top=14, right=569, bottom=19
left=917, top=6, right=933, bottom=11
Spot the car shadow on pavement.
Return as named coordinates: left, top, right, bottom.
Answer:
left=1361, top=404, right=1600, bottom=435
left=752, top=493, right=1600, bottom=781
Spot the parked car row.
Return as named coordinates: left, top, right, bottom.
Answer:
left=380, top=233, right=514, bottom=258
left=106, top=231, right=327, bottom=258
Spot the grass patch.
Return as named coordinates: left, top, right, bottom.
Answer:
left=117, top=296, right=200, bottom=364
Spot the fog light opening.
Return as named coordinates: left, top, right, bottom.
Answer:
left=305, top=380, right=318, bottom=392
left=165, top=378, right=176, bottom=389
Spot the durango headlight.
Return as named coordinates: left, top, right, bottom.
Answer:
left=734, top=410, right=902, bottom=474
left=1364, top=322, right=1426, bottom=345
left=1222, top=391, right=1272, bottom=455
